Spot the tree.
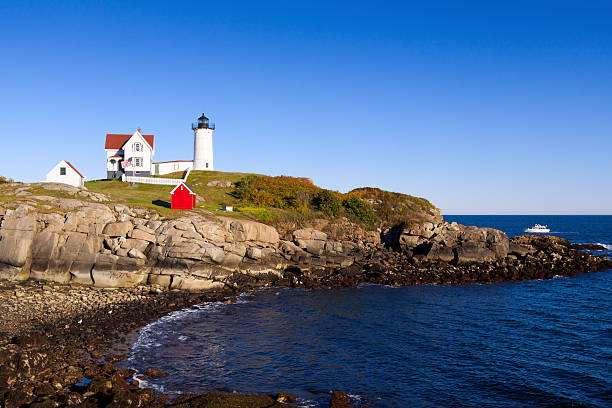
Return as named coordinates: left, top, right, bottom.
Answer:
left=312, top=189, right=342, bottom=217
left=343, top=196, right=376, bottom=226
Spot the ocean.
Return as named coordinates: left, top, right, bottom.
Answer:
left=128, top=215, right=612, bottom=407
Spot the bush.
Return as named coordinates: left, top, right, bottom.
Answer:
left=0, top=176, right=10, bottom=184
left=233, top=175, right=319, bottom=211
left=350, top=187, right=437, bottom=228
left=233, top=175, right=258, bottom=200
left=343, top=196, right=376, bottom=226
left=312, top=189, right=343, bottom=217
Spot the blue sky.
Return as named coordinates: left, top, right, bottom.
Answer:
left=1, top=1, right=611, bottom=214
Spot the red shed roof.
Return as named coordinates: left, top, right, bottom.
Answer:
left=105, top=133, right=154, bottom=150
left=64, top=161, right=84, bottom=178
left=170, top=182, right=196, bottom=195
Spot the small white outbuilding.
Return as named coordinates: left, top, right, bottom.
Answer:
left=45, top=160, right=86, bottom=187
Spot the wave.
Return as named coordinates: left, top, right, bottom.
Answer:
left=128, top=290, right=262, bottom=367
left=596, top=243, right=612, bottom=250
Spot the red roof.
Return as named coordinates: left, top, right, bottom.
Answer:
left=109, top=155, right=122, bottom=158
left=170, top=182, right=196, bottom=195
left=105, top=133, right=154, bottom=150
left=64, top=161, right=84, bottom=178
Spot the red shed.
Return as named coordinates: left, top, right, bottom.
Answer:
left=170, top=182, right=196, bottom=210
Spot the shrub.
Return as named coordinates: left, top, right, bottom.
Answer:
left=233, top=175, right=319, bottom=211
left=350, top=187, right=437, bottom=228
left=0, top=176, right=11, bottom=184
left=343, top=196, right=376, bottom=226
left=312, top=189, right=343, bottom=217
left=233, top=175, right=258, bottom=200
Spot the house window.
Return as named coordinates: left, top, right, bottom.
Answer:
left=173, top=163, right=179, bottom=170
left=134, top=157, right=143, bottom=167
left=134, top=142, right=142, bottom=152
left=60, top=167, right=66, bottom=175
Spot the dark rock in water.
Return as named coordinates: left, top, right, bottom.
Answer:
left=170, top=392, right=296, bottom=407
left=275, top=391, right=297, bottom=403
left=87, top=376, right=113, bottom=395
left=110, top=388, right=155, bottom=407
left=329, top=390, right=353, bottom=408
left=145, top=367, right=167, bottom=377
left=570, top=243, right=609, bottom=251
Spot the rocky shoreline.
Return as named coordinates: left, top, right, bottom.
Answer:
left=1, top=183, right=611, bottom=407
left=1, top=252, right=610, bottom=408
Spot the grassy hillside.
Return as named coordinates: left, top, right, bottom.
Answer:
left=84, top=171, right=440, bottom=228
left=86, top=171, right=252, bottom=218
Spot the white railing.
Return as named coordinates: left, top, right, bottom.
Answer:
left=122, top=167, right=191, bottom=185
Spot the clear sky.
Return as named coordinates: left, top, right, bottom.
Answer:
left=1, top=1, right=611, bottom=214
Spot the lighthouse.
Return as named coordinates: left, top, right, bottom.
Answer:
left=192, top=113, right=215, bottom=171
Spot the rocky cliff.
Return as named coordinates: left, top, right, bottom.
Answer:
left=0, top=183, right=609, bottom=292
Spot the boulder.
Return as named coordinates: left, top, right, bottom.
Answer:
left=296, top=239, right=326, bottom=255
left=92, top=268, right=147, bottom=288
left=121, top=238, right=150, bottom=252
left=193, top=220, right=228, bottom=242
left=0, top=264, right=29, bottom=281
left=0, top=215, right=36, bottom=267
left=206, top=180, right=232, bottom=187
left=426, top=243, right=455, bottom=262
left=224, top=219, right=280, bottom=245
left=181, top=231, right=203, bottom=240
left=222, top=243, right=247, bottom=257
left=293, top=228, right=327, bottom=241
left=246, top=247, right=262, bottom=260
left=129, top=228, right=156, bottom=242
left=509, top=242, right=533, bottom=257
left=148, top=274, right=171, bottom=288
left=170, top=276, right=224, bottom=291
left=324, top=241, right=343, bottom=254
left=456, top=243, right=497, bottom=263
left=128, top=248, right=147, bottom=260
left=329, top=391, right=353, bottom=408
left=104, top=237, right=122, bottom=252
left=102, top=221, right=133, bottom=237
left=29, top=230, right=59, bottom=274
left=219, top=253, right=243, bottom=268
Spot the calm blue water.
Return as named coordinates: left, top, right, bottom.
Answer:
left=129, top=216, right=612, bottom=407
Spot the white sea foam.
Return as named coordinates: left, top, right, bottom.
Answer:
left=347, top=393, right=364, bottom=402
left=596, top=243, right=612, bottom=250
left=128, top=289, right=264, bottom=371
left=296, top=400, right=318, bottom=408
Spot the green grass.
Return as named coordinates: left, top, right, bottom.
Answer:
left=84, top=171, right=260, bottom=218
left=82, top=170, right=440, bottom=228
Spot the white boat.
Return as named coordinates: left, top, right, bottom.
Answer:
left=524, top=224, right=550, bottom=233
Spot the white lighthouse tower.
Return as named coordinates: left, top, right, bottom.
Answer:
left=192, top=113, right=215, bottom=171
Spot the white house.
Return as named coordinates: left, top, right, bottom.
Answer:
left=46, top=160, right=85, bottom=187
left=105, top=114, right=215, bottom=180
left=151, top=160, right=193, bottom=176
left=105, top=129, right=155, bottom=178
